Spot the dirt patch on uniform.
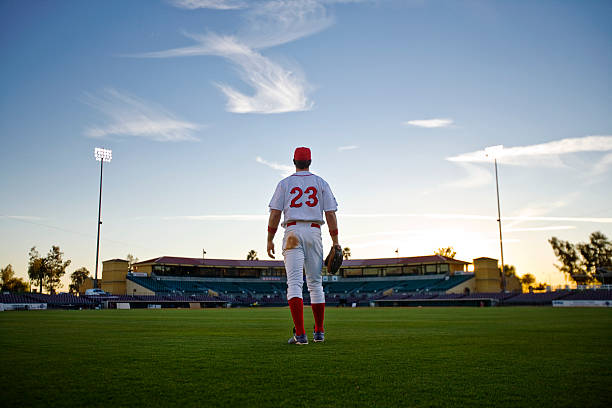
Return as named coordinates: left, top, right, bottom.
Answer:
left=285, top=234, right=299, bottom=249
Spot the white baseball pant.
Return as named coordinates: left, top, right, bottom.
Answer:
left=282, top=222, right=325, bottom=304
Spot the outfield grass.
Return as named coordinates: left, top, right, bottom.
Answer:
left=1, top=307, right=611, bottom=407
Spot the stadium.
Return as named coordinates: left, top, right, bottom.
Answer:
left=2, top=256, right=611, bottom=408
left=2, top=254, right=611, bottom=310
left=2, top=1, right=612, bottom=406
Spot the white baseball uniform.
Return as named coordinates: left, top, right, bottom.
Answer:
left=269, top=171, right=338, bottom=303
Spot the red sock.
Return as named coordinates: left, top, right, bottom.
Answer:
left=312, top=303, right=325, bottom=333
left=288, top=297, right=305, bottom=336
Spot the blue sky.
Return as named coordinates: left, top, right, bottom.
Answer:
left=1, top=0, right=611, bottom=289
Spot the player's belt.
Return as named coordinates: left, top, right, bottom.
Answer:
left=286, top=221, right=320, bottom=228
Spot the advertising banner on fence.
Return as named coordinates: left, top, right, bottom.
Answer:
left=553, top=300, right=612, bottom=308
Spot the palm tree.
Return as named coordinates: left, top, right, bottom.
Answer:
left=247, top=250, right=259, bottom=261
left=342, top=247, right=351, bottom=260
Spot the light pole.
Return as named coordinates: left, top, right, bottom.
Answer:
left=94, top=147, right=112, bottom=289
left=485, top=145, right=506, bottom=292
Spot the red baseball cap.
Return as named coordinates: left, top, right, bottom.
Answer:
left=294, top=147, right=311, bottom=161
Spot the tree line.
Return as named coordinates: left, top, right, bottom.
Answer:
left=549, top=231, right=612, bottom=284
left=0, top=265, right=30, bottom=292
left=1, top=245, right=87, bottom=294
left=433, top=232, right=612, bottom=287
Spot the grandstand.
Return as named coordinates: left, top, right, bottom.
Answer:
left=75, top=256, right=612, bottom=308
left=3, top=255, right=611, bottom=310
left=0, top=293, right=93, bottom=310
left=3, top=286, right=612, bottom=310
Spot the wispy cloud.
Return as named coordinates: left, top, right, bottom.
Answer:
left=504, top=198, right=573, bottom=230
left=504, top=225, right=576, bottom=232
left=138, top=34, right=312, bottom=114
left=347, top=237, right=521, bottom=251
left=340, top=213, right=612, bottom=223
left=83, top=89, right=200, bottom=142
left=502, top=216, right=612, bottom=223
left=256, top=156, right=294, bottom=177
left=343, top=225, right=576, bottom=239
left=211, top=36, right=312, bottom=113
left=338, top=145, right=358, bottom=151
left=444, top=162, right=492, bottom=189
left=169, top=0, right=246, bottom=9
left=134, top=0, right=353, bottom=113
left=167, top=0, right=247, bottom=10
left=404, top=118, right=453, bottom=128
left=157, top=1, right=334, bottom=53
left=141, top=212, right=612, bottom=223
left=162, top=214, right=266, bottom=221
left=591, top=152, right=612, bottom=176
left=0, top=215, right=44, bottom=221
left=239, top=0, right=334, bottom=50
left=447, top=135, right=612, bottom=166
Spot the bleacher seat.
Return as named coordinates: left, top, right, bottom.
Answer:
left=324, top=282, right=364, bottom=294
left=504, top=291, right=570, bottom=305
left=561, top=290, right=612, bottom=301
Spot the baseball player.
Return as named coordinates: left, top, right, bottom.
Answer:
left=267, top=147, right=339, bottom=345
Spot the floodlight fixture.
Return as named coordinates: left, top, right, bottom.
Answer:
left=95, top=147, right=112, bottom=162
left=484, top=144, right=504, bottom=159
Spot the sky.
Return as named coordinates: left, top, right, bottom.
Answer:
left=1, top=0, right=611, bottom=290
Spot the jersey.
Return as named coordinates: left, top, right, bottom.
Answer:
left=269, top=171, right=337, bottom=227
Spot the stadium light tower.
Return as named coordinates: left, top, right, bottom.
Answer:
left=94, top=147, right=112, bottom=289
left=485, top=145, right=507, bottom=292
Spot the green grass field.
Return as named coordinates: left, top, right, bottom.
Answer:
left=1, top=307, right=611, bottom=407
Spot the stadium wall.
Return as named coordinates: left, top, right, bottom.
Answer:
left=506, top=275, right=522, bottom=292
left=474, top=258, right=502, bottom=292
left=446, top=276, right=476, bottom=295
left=79, top=277, right=94, bottom=294
left=100, top=259, right=128, bottom=295
left=126, top=279, right=155, bottom=296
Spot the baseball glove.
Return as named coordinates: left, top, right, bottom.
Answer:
left=325, top=244, right=343, bottom=274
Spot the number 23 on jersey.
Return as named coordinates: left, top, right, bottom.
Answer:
left=290, top=186, right=318, bottom=208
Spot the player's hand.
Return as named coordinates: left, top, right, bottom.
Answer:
left=267, top=240, right=275, bottom=259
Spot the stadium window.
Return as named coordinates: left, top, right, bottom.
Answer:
left=385, top=267, right=402, bottom=276
left=225, top=268, right=240, bottom=277
left=344, top=268, right=362, bottom=277
left=363, top=268, right=379, bottom=276
left=240, top=269, right=258, bottom=278
left=403, top=266, right=420, bottom=275
left=199, top=267, right=218, bottom=277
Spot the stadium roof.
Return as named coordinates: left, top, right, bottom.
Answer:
left=133, top=255, right=469, bottom=268
left=343, top=255, right=470, bottom=267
